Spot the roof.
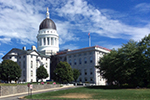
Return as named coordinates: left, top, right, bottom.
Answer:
left=56, top=45, right=111, bottom=55
left=39, top=18, right=56, bottom=30
left=2, top=48, right=50, bottom=59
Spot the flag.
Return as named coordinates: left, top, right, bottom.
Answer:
left=88, top=32, right=90, bottom=38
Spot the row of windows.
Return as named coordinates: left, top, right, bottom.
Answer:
left=69, top=57, right=93, bottom=65
left=79, top=77, right=93, bottom=82
left=40, top=30, right=56, bottom=34
left=69, top=52, right=93, bottom=58
left=31, top=61, right=48, bottom=68
left=79, top=68, right=93, bottom=75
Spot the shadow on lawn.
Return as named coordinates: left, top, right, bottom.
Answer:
left=85, top=85, right=138, bottom=90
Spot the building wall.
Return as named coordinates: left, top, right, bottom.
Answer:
left=58, top=47, right=110, bottom=85
left=2, top=49, right=50, bottom=83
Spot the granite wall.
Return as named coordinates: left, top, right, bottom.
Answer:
left=0, top=84, right=60, bottom=96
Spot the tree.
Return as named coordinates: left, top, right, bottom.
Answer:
left=97, top=40, right=140, bottom=86
left=36, top=65, right=48, bottom=82
left=54, top=61, right=74, bottom=83
left=73, top=69, right=80, bottom=82
left=0, top=60, right=21, bottom=83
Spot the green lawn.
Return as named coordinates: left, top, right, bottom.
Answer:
left=25, top=86, right=150, bottom=100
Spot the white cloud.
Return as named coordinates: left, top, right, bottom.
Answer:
left=0, top=37, right=11, bottom=44
left=60, top=44, right=79, bottom=50
left=134, top=3, right=150, bottom=13
left=55, top=0, right=150, bottom=41
left=0, top=0, right=150, bottom=47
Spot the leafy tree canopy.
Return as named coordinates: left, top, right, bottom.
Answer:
left=36, top=65, right=48, bottom=81
left=0, top=60, right=21, bottom=83
left=54, top=61, right=74, bottom=83
left=73, top=69, right=80, bottom=82
left=97, top=34, right=150, bottom=87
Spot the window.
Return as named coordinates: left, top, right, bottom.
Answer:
left=79, top=70, right=82, bottom=75
left=23, top=70, right=26, bottom=77
left=84, top=69, right=87, bottom=75
left=90, top=77, right=93, bottom=82
left=47, top=37, right=50, bottom=45
left=90, top=68, right=93, bottom=75
left=40, top=38, right=42, bottom=46
left=31, top=61, right=33, bottom=68
left=85, top=77, right=87, bottom=82
left=31, top=55, right=33, bottom=58
left=79, top=78, right=82, bottom=81
left=36, top=61, right=38, bottom=67
left=78, top=53, right=81, bottom=56
left=23, top=61, right=26, bottom=68
left=69, top=55, right=71, bottom=58
left=46, top=63, right=48, bottom=68
left=19, top=62, right=21, bottom=67
left=84, top=57, right=87, bottom=64
left=55, top=38, right=57, bottom=45
left=44, top=38, right=46, bottom=45
left=69, top=59, right=72, bottom=65
left=90, top=56, right=93, bottom=63
left=79, top=58, right=82, bottom=64
left=47, top=31, right=49, bottom=33
left=89, top=52, right=92, bottom=55
left=84, top=52, right=87, bottom=56
left=74, top=54, right=76, bottom=57
left=31, top=70, right=33, bottom=77
left=74, top=59, right=76, bottom=65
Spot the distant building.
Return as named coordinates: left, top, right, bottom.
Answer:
left=2, top=8, right=111, bottom=85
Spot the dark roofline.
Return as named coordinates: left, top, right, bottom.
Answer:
left=56, top=45, right=111, bottom=55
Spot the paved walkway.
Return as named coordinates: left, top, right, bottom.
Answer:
left=0, top=85, right=76, bottom=100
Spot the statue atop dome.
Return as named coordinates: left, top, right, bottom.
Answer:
left=46, top=7, right=49, bottom=18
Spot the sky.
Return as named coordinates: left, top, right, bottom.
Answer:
left=0, top=0, right=150, bottom=62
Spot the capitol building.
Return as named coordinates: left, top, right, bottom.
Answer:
left=2, top=8, right=110, bottom=85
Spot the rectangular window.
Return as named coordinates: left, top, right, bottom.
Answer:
left=44, top=38, right=46, bottom=45
left=23, top=70, right=26, bottom=77
left=23, top=61, right=26, bottom=69
left=31, top=61, right=33, bottom=68
left=31, top=70, right=33, bottom=77
left=47, top=37, right=50, bottom=45
left=84, top=69, right=87, bottom=75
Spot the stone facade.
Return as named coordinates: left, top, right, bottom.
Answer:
left=0, top=84, right=60, bottom=96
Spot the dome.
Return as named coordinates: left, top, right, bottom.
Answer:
left=39, top=18, right=56, bottom=30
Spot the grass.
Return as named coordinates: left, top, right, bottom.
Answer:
left=25, top=86, right=150, bottom=100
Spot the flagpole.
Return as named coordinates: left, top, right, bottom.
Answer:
left=88, top=33, right=91, bottom=47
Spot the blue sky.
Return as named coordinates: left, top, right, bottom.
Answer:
left=0, top=0, right=150, bottom=62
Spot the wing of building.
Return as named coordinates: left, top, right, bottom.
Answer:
left=2, top=46, right=50, bottom=82
left=2, top=8, right=111, bottom=85
left=53, top=46, right=110, bottom=85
